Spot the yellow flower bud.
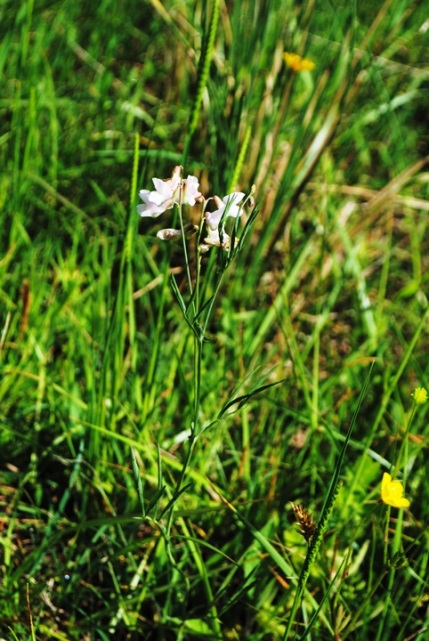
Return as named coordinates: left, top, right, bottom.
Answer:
left=283, top=52, right=315, bottom=73
left=412, top=387, right=428, bottom=404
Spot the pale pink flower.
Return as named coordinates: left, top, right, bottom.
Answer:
left=200, top=226, right=241, bottom=254
left=203, top=226, right=231, bottom=248
left=137, top=166, right=202, bottom=218
left=156, top=224, right=198, bottom=241
left=205, top=192, right=245, bottom=230
left=156, top=228, right=182, bottom=241
left=183, top=175, right=201, bottom=206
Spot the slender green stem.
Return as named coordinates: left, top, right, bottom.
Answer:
left=283, top=362, right=374, bottom=640
left=227, top=125, right=252, bottom=193
left=165, top=234, right=204, bottom=535
left=283, top=485, right=340, bottom=641
left=202, top=272, right=225, bottom=335
left=177, top=180, right=194, bottom=301
left=192, top=334, right=203, bottom=436
left=382, top=506, right=391, bottom=566
left=393, top=402, right=417, bottom=478
left=165, top=432, right=197, bottom=539
left=311, top=329, right=320, bottom=432
left=182, top=0, right=220, bottom=166
left=374, top=565, right=395, bottom=641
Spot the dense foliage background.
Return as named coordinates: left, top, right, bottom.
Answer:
left=1, top=0, right=428, bottom=639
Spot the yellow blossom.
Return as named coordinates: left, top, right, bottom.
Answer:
left=283, top=52, right=315, bottom=73
left=412, top=387, right=428, bottom=404
left=381, top=473, right=410, bottom=509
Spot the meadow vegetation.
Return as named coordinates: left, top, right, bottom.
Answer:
left=1, top=0, right=429, bottom=639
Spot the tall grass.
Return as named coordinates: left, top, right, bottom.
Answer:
left=1, top=0, right=429, bottom=639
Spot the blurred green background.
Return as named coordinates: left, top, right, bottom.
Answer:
left=1, top=1, right=428, bottom=639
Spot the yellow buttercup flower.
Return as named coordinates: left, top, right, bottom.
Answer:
left=412, top=387, right=428, bottom=404
left=381, top=473, right=410, bottom=509
left=283, top=52, right=315, bottom=73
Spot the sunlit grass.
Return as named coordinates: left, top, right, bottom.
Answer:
left=1, top=0, right=429, bottom=639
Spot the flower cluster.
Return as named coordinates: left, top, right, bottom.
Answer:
left=137, top=166, right=202, bottom=218
left=290, top=502, right=317, bottom=543
left=137, top=166, right=248, bottom=251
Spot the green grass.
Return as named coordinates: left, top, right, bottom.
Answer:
left=1, top=0, right=429, bottom=639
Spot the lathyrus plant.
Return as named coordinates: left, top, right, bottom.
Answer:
left=137, top=165, right=257, bottom=531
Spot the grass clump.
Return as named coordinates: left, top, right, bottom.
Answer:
left=1, top=0, right=429, bottom=639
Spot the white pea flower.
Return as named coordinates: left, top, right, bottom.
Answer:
left=156, top=228, right=183, bottom=241
left=137, top=167, right=181, bottom=218
left=137, top=166, right=202, bottom=218
left=183, top=175, right=201, bottom=206
left=156, top=224, right=198, bottom=241
left=205, top=192, right=245, bottom=230
left=200, top=225, right=239, bottom=253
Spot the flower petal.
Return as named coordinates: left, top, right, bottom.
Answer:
left=156, top=228, right=182, bottom=241
left=206, top=207, right=224, bottom=230
left=381, top=472, right=410, bottom=508
left=137, top=190, right=169, bottom=217
left=283, top=52, right=315, bottom=72
left=205, top=192, right=245, bottom=230
left=203, top=226, right=231, bottom=248
left=183, top=175, right=202, bottom=206
left=222, top=191, right=245, bottom=218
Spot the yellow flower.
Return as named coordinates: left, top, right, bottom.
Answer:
left=412, top=387, right=428, bottom=404
left=283, top=52, right=315, bottom=73
left=381, top=473, right=410, bottom=509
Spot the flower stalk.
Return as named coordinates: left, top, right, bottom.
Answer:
left=137, top=166, right=256, bottom=535
left=376, top=386, right=426, bottom=641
